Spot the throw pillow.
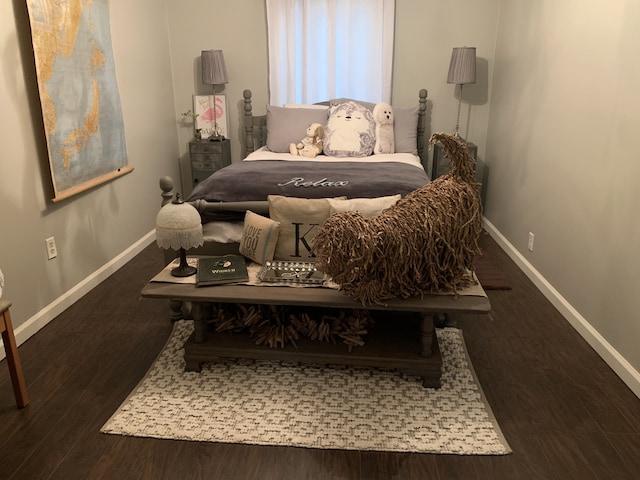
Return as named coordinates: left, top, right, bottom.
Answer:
left=239, top=211, right=281, bottom=264
left=323, top=101, right=375, bottom=157
left=393, top=106, right=419, bottom=155
left=329, top=99, right=419, bottom=155
left=268, top=195, right=345, bottom=261
left=266, top=106, right=329, bottom=153
left=327, top=194, right=401, bottom=217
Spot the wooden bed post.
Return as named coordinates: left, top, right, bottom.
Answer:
left=243, top=89, right=255, bottom=156
left=417, top=89, right=428, bottom=168
left=159, top=176, right=175, bottom=206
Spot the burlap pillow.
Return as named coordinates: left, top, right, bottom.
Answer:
left=268, top=195, right=345, bottom=261
left=239, top=211, right=281, bottom=265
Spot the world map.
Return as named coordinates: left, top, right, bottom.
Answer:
left=27, top=0, right=129, bottom=201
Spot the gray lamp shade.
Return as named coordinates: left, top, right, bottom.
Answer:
left=201, top=50, right=228, bottom=85
left=447, top=47, right=476, bottom=85
left=155, top=199, right=204, bottom=251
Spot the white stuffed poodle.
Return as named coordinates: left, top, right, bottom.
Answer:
left=373, top=102, right=395, bottom=154
left=290, top=123, right=324, bottom=158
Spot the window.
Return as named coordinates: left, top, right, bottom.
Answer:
left=266, top=0, right=395, bottom=106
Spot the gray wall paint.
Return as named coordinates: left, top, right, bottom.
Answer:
left=1, top=1, right=180, bottom=333
left=485, top=1, right=640, bottom=387
left=166, top=0, right=501, bottom=195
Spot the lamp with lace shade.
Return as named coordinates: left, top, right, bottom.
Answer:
left=155, top=194, right=204, bottom=277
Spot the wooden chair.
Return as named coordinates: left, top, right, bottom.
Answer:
left=1, top=300, right=29, bottom=408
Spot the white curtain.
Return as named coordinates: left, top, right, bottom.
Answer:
left=266, top=0, right=395, bottom=106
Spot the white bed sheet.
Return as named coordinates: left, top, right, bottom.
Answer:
left=202, top=221, right=244, bottom=244
left=244, top=147, right=424, bottom=170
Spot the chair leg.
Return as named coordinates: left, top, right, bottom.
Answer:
left=1, top=309, right=29, bottom=408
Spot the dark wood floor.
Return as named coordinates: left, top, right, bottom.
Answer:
left=2, top=232, right=640, bottom=480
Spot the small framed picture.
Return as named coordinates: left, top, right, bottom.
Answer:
left=193, top=94, right=228, bottom=139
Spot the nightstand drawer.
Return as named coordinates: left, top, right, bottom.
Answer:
left=189, top=139, right=231, bottom=186
left=191, top=154, right=229, bottom=171
left=190, top=141, right=226, bottom=155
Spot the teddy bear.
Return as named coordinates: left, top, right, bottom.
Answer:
left=372, top=102, right=395, bottom=154
left=289, top=123, right=324, bottom=158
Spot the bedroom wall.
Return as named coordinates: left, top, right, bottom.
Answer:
left=0, top=0, right=180, bottom=338
left=485, top=1, right=640, bottom=394
left=165, top=0, right=501, bottom=196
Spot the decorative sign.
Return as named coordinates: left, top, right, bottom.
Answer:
left=26, top=0, right=132, bottom=202
left=194, top=94, right=228, bottom=139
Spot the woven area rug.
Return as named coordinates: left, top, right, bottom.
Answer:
left=101, top=321, right=511, bottom=455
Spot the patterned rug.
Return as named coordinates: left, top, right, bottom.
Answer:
left=101, top=321, right=511, bottom=455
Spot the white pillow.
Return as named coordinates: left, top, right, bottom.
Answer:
left=327, top=195, right=401, bottom=217
left=268, top=195, right=345, bottom=261
left=283, top=104, right=330, bottom=110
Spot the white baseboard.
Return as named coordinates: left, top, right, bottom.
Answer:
left=483, top=218, right=640, bottom=399
left=1, top=231, right=156, bottom=360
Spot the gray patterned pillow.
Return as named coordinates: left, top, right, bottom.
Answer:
left=323, top=101, right=375, bottom=157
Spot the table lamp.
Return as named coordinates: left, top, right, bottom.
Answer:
left=201, top=49, right=228, bottom=140
left=155, top=194, right=204, bottom=277
left=447, top=47, right=476, bottom=138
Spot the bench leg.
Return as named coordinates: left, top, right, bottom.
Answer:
left=420, top=314, right=435, bottom=357
left=1, top=309, right=29, bottom=408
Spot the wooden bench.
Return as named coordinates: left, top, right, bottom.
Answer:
left=141, top=281, right=490, bottom=388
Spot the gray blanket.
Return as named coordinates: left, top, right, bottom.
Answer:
left=188, top=160, right=429, bottom=203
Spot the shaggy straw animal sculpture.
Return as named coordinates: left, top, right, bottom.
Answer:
left=313, top=133, right=483, bottom=305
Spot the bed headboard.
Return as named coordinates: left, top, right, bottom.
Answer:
left=242, top=89, right=429, bottom=167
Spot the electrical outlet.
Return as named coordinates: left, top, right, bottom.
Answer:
left=528, top=232, right=535, bottom=252
left=46, top=236, right=57, bottom=259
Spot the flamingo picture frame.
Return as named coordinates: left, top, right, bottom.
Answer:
left=194, top=94, right=229, bottom=140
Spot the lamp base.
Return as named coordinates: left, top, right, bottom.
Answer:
left=171, top=248, right=197, bottom=277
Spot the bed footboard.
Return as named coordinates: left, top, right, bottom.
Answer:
left=158, top=176, right=248, bottom=265
left=160, top=176, right=268, bottom=216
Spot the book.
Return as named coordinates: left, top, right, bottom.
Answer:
left=196, top=255, right=249, bottom=286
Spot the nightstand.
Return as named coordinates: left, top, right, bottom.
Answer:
left=431, top=141, right=477, bottom=179
left=190, top=138, right=231, bottom=186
